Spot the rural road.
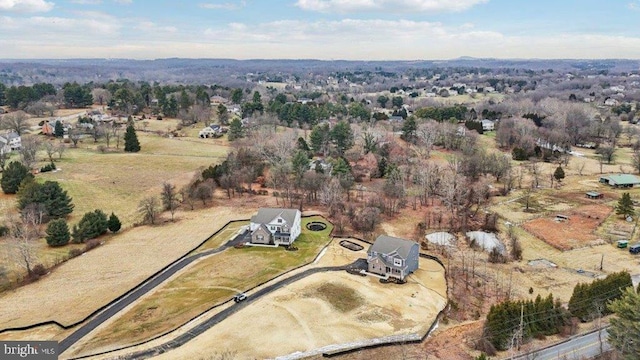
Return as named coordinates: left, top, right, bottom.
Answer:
left=58, top=230, right=249, bottom=355
left=120, top=261, right=362, bottom=360
left=511, top=328, right=610, bottom=360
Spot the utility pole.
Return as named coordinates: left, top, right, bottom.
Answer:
left=518, top=303, right=524, bottom=351
left=510, top=303, right=525, bottom=360
left=600, top=254, right=604, bottom=271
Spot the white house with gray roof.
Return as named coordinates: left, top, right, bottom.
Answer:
left=367, top=235, right=419, bottom=281
left=249, top=208, right=301, bottom=246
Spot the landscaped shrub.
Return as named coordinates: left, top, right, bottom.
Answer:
left=84, top=239, right=101, bottom=251
left=32, top=264, right=47, bottom=277
left=40, top=162, right=56, bottom=173
left=68, top=248, right=83, bottom=258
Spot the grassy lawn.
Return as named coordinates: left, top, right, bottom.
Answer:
left=32, top=132, right=227, bottom=227
left=0, top=131, right=230, bottom=283
left=192, top=220, right=249, bottom=254
left=77, top=216, right=333, bottom=353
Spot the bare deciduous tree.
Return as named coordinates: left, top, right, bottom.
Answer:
left=69, top=128, right=82, bottom=148
left=91, top=88, right=112, bottom=106
left=43, top=141, right=57, bottom=163
left=6, top=216, right=38, bottom=277
left=194, top=179, right=215, bottom=205
left=0, top=111, right=30, bottom=135
left=55, top=143, right=66, bottom=160
left=138, top=196, right=160, bottom=225
left=161, top=182, right=179, bottom=221
left=18, top=135, right=41, bottom=168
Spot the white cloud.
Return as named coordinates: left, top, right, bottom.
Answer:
left=0, top=0, right=54, bottom=13
left=2, top=17, right=640, bottom=60
left=0, top=14, right=121, bottom=39
left=113, top=0, right=131, bottom=4
left=134, top=20, right=177, bottom=34
left=629, top=1, right=640, bottom=10
left=70, top=0, right=102, bottom=4
left=295, top=0, right=488, bottom=13
left=199, top=1, right=245, bottom=10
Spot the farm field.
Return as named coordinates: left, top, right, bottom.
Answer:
left=522, top=204, right=612, bottom=250
left=70, top=216, right=333, bottom=356
left=0, top=206, right=254, bottom=332
left=0, top=127, right=229, bottom=283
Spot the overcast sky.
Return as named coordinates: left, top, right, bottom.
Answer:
left=1, top=0, right=640, bottom=60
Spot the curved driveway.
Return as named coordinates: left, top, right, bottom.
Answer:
left=121, top=261, right=361, bottom=359
left=59, top=232, right=248, bottom=354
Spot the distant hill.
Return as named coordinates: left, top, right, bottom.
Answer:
left=0, top=58, right=638, bottom=86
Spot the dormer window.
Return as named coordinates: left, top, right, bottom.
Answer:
left=277, top=218, right=283, bottom=223
left=394, top=259, right=402, bottom=267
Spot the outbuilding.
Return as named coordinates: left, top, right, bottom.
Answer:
left=599, top=174, right=640, bottom=188
left=585, top=191, right=603, bottom=200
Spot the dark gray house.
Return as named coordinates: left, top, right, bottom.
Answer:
left=367, top=235, right=420, bottom=281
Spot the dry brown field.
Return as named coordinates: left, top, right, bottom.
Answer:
left=151, top=259, right=446, bottom=360
left=522, top=204, right=612, bottom=251
left=0, top=206, right=254, bottom=332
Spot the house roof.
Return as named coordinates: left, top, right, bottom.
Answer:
left=251, top=208, right=299, bottom=226
left=368, top=235, right=417, bottom=259
left=601, top=174, right=640, bottom=185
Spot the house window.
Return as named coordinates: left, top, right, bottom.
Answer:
left=394, top=259, right=402, bottom=267
left=257, top=235, right=263, bottom=241
left=271, top=226, right=275, bottom=231
left=278, top=218, right=283, bottom=223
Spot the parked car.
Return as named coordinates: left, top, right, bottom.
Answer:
left=629, top=244, right=640, bottom=254
left=617, top=240, right=629, bottom=248
left=233, top=293, right=247, bottom=303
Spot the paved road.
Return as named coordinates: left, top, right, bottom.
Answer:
left=511, top=328, right=610, bottom=360
left=59, top=230, right=248, bottom=354
left=121, top=262, right=358, bottom=360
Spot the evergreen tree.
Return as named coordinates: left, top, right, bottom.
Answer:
left=400, top=116, right=418, bottom=144
left=608, top=287, right=640, bottom=359
left=291, top=150, right=309, bottom=185
left=17, top=179, right=74, bottom=219
left=73, top=209, right=108, bottom=243
left=45, top=219, right=70, bottom=247
left=569, top=271, right=633, bottom=321
left=553, top=166, right=565, bottom=183
left=39, top=181, right=74, bottom=218
left=1, top=161, right=33, bottom=194
left=54, top=121, right=64, bottom=137
left=124, top=123, right=141, bottom=152
left=227, top=118, right=244, bottom=141
left=107, top=212, right=122, bottom=233
left=309, top=123, right=331, bottom=155
left=329, top=121, right=354, bottom=156
left=296, top=137, right=310, bottom=153
left=616, top=192, right=635, bottom=218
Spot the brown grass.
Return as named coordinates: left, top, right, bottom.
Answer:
left=313, top=283, right=364, bottom=313
left=150, top=260, right=446, bottom=360
left=0, top=206, right=254, bottom=330
left=522, top=204, right=612, bottom=251
left=71, top=217, right=333, bottom=355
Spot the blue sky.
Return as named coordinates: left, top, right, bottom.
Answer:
left=1, top=0, right=640, bottom=59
